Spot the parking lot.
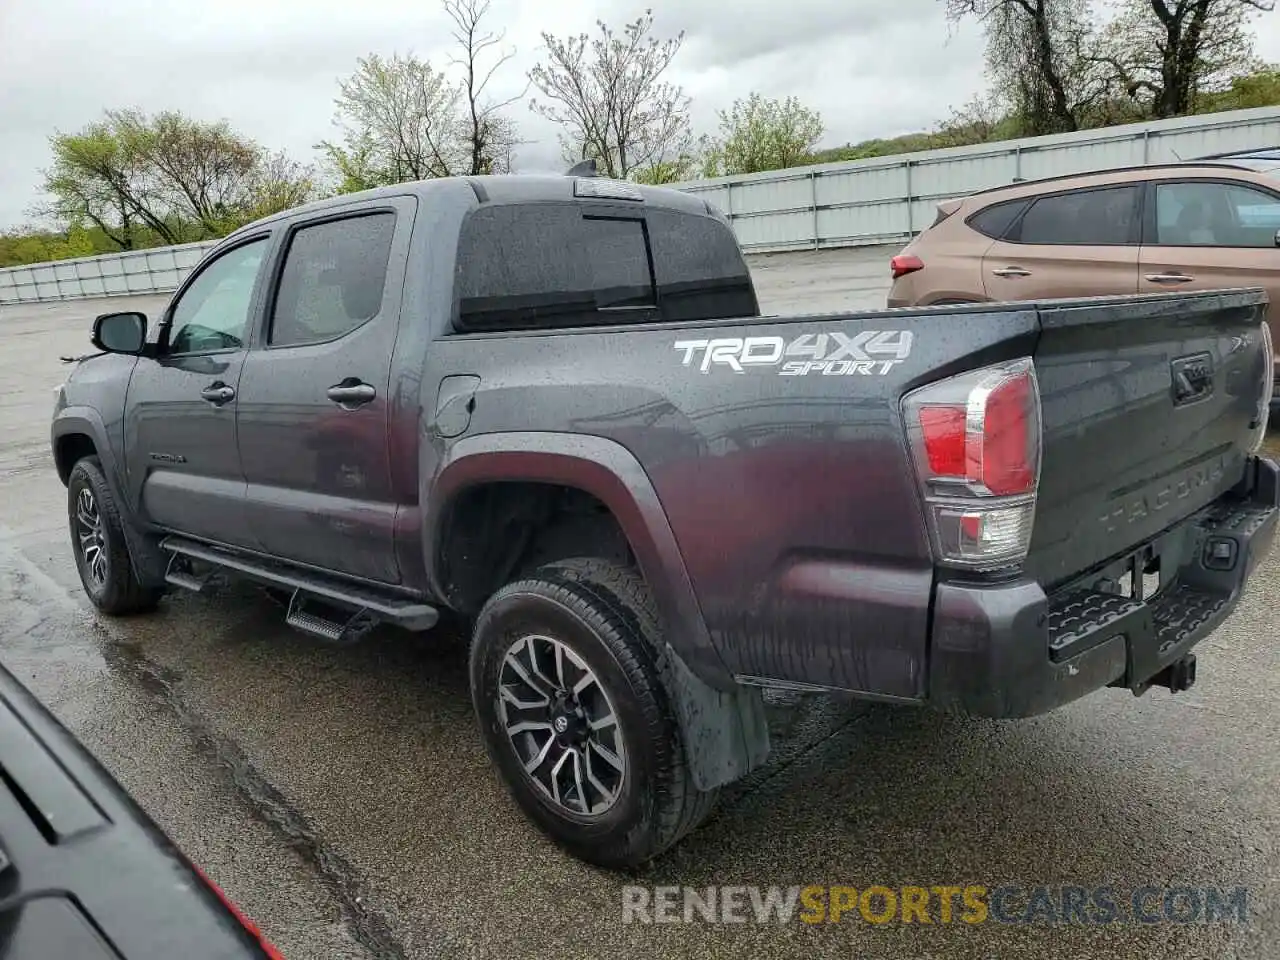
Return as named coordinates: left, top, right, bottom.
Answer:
left=2, top=243, right=1278, bottom=960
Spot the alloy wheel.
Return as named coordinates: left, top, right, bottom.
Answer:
left=75, top=487, right=108, bottom=588
left=497, top=633, right=627, bottom=817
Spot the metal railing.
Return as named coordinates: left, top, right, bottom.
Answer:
left=5, top=105, right=1280, bottom=305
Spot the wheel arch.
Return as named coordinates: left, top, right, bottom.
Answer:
left=52, top=409, right=116, bottom=488
left=52, top=409, right=167, bottom=589
left=426, top=432, right=734, bottom=692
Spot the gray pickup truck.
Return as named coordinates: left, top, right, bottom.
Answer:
left=51, top=172, right=1278, bottom=868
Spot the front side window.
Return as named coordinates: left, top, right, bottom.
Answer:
left=1012, top=185, right=1140, bottom=245
left=1154, top=181, right=1280, bottom=247
left=168, top=238, right=268, bottom=353
left=269, top=213, right=396, bottom=347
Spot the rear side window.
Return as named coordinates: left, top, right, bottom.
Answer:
left=269, top=212, right=395, bottom=347
left=1010, top=185, right=1140, bottom=245
left=968, top=199, right=1028, bottom=240
left=453, top=203, right=757, bottom=331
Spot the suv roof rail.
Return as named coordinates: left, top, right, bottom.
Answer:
left=967, top=157, right=1264, bottom=200
left=1192, top=146, right=1280, bottom=161
left=565, top=159, right=599, bottom=177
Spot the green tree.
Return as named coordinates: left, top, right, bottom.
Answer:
left=1096, top=0, right=1273, bottom=118
left=701, top=93, right=824, bottom=177
left=40, top=109, right=313, bottom=257
left=322, top=52, right=464, bottom=186
left=1196, top=64, right=1280, bottom=110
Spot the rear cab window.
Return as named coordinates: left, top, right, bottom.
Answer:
left=452, top=202, right=757, bottom=332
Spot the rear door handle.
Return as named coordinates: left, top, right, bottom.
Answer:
left=1145, top=272, right=1194, bottom=284
left=991, top=267, right=1032, bottom=278
left=327, top=379, right=376, bottom=408
left=199, top=382, right=236, bottom=405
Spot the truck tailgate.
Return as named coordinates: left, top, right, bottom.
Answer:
left=1026, top=289, right=1271, bottom=588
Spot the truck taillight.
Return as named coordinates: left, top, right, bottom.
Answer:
left=1253, top=321, right=1274, bottom=453
left=902, top=358, right=1042, bottom=570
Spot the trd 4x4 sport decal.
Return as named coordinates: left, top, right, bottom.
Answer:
left=673, top=331, right=913, bottom=376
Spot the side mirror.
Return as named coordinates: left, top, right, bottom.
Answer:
left=1274, top=229, right=1280, bottom=248
left=91, top=312, right=147, bottom=355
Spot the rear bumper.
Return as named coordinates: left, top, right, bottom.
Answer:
left=928, top=456, right=1279, bottom=718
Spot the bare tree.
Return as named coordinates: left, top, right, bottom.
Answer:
left=327, top=53, right=463, bottom=185
left=528, top=10, right=693, bottom=179
left=1095, top=0, right=1273, bottom=117
left=946, top=0, right=1100, bottom=135
left=443, top=0, right=526, bottom=174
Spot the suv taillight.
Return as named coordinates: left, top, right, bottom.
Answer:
left=891, top=254, right=924, bottom=279
left=902, top=358, right=1042, bottom=570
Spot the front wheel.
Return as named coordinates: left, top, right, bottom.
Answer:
left=469, top=558, right=717, bottom=868
left=67, top=457, right=162, bottom=616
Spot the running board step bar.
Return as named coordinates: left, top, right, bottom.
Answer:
left=285, top=591, right=379, bottom=646
left=159, top=536, right=439, bottom=633
left=164, top=551, right=217, bottom=593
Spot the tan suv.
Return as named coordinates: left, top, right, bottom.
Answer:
left=887, top=153, right=1280, bottom=357
left=890, top=150, right=1280, bottom=304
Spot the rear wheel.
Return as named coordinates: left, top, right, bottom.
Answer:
left=469, top=558, right=718, bottom=868
left=67, top=457, right=162, bottom=616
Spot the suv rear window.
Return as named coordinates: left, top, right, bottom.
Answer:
left=968, top=199, right=1028, bottom=240
left=1009, top=185, right=1140, bottom=245
left=453, top=203, right=757, bottom=331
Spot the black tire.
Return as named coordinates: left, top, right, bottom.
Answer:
left=67, top=457, right=162, bottom=616
left=470, top=557, right=718, bottom=869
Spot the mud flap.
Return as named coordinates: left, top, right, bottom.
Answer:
left=661, top=641, right=771, bottom=791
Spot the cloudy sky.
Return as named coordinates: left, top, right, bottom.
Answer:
left=2, top=0, right=1279, bottom=229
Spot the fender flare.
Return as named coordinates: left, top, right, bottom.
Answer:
left=50, top=408, right=167, bottom=588
left=52, top=407, right=121, bottom=491
left=426, top=432, right=734, bottom=689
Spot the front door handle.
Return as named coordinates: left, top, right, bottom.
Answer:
left=991, top=266, right=1032, bottom=278
left=1145, top=272, right=1194, bottom=284
left=200, top=382, right=236, bottom=405
left=327, top=379, right=376, bottom=408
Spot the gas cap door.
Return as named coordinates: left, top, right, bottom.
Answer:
left=433, top=375, right=480, bottom=438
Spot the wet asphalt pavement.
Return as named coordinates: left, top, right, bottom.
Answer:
left=1, top=245, right=1278, bottom=960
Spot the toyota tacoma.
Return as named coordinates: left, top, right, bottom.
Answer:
left=51, top=171, right=1279, bottom=868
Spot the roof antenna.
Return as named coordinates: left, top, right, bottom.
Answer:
left=1170, top=147, right=1183, bottom=161
left=565, top=158, right=598, bottom=177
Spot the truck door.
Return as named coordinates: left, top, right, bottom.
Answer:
left=235, top=198, right=415, bottom=584
left=124, top=234, right=272, bottom=548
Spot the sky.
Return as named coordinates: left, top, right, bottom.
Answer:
left=2, top=0, right=1280, bottom=229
